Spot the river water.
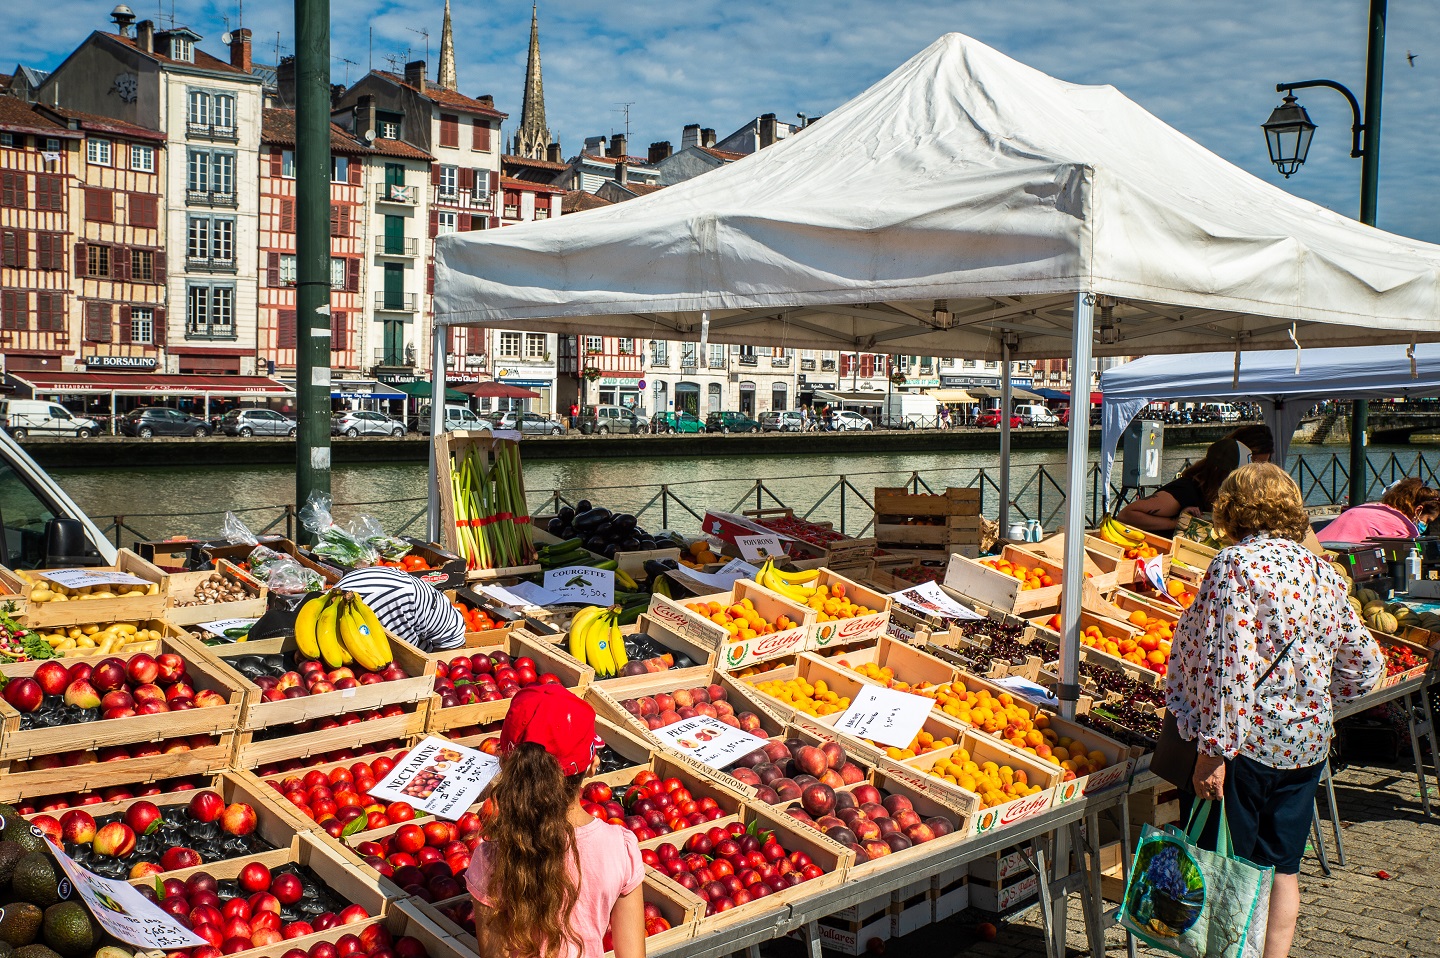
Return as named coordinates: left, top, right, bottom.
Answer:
left=48, top=442, right=1440, bottom=544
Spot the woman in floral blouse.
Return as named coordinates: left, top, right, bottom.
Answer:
left=1166, top=462, right=1383, bottom=958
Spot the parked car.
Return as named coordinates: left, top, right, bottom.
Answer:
left=221, top=408, right=298, bottom=437
left=759, top=411, right=806, bottom=432
left=705, top=411, right=761, bottom=434
left=0, top=400, right=101, bottom=440
left=651, top=412, right=703, bottom=434
left=1200, top=403, right=1241, bottom=422
left=332, top=410, right=406, bottom=438
left=487, top=411, right=565, bottom=435
left=418, top=404, right=490, bottom=433
left=581, top=405, right=644, bottom=434
left=1014, top=403, right=1061, bottom=427
left=976, top=409, right=1023, bottom=429
left=120, top=407, right=211, bottom=438
left=832, top=410, right=874, bottom=431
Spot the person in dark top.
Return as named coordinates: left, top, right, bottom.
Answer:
left=1117, top=424, right=1274, bottom=533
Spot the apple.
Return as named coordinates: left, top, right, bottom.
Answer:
left=165, top=682, right=196, bottom=703
left=221, top=803, right=259, bottom=837
left=123, top=800, right=164, bottom=836
left=239, top=862, right=272, bottom=893
left=156, top=653, right=186, bottom=683
left=129, top=861, right=165, bottom=879
left=132, top=683, right=166, bottom=703
left=92, top=821, right=137, bottom=857
left=282, top=923, right=315, bottom=941
left=338, top=905, right=368, bottom=925
left=101, top=690, right=136, bottom=712
left=3, top=677, right=43, bottom=713
left=33, top=661, right=70, bottom=696
left=194, top=690, right=229, bottom=708
left=249, top=892, right=282, bottom=916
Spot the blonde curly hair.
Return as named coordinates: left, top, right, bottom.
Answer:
left=1212, top=462, right=1310, bottom=543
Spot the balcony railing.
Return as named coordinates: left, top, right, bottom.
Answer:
left=800, top=359, right=816, bottom=371
left=821, top=360, right=837, bottom=371
left=374, top=292, right=417, bottom=312
left=185, top=255, right=237, bottom=273
left=771, top=357, right=791, bottom=367
left=374, top=236, right=418, bottom=256
left=187, top=189, right=237, bottom=208
left=737, top=354, right=758, bottom=366
left=432, top=187, right=492, bottom=209
left=187, top=122, right=238, bottom=142
left=376, top=183, right=419, bottom=205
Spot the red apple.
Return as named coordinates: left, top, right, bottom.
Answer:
left=129, top=861, right=164, bottom=880
left=90, top=658, right=129, bottom=693
left=62, top=680, right=101, bottom=710
left=33, top=661, right=70, bottom=696
left=60, top=809, right=98, bottom=846
left=2, top=677, right=43, bottom=714
left=124, top=800, right=164, bottom=836
left=270, top=873, right=304, bottom=905
left=161, top=847, right=203, bottom=870
left=29, top=814, right=62, bottom=843
left=188, top=790, right=226, bottom=823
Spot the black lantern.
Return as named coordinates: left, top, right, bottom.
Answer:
left=1262, top=93, right=1317, bottom=178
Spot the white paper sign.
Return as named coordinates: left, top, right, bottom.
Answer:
left=991, top=675, right=1059, bottom=706
left=890, top=581, right=984, bottom=621
left=40, top=569, right=151, bottom=589
left=832, top=684, right=935, bottom=748
left=46, top=839, right=207, bottom=949
left=543, top=565, right=615, bottom=605
left=368, top=736, right=501, bottom=819
left=196, top=617, right=259, bottom=637
left=735, top=534, right=785, bottom=562
left=477, top=584, right=544, bottom=609
left=671, top=559, right=759, bottom=593
left=504, top=580, right=565, bottom=605
left=652, top=715, right=770, bottom=770
left=1139, top=555, right=1167, bottom=593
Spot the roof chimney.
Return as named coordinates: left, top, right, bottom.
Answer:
left=229, top=28, right=252, bottom=73
left=759, top=113, right=778, bottom=150
left=700, top=128, right=716, bottom=149
left=404, top=60, right=427, bottom=94
left=136, top=19, right=154, bottom=53
left=681, top=124, right=699, bottom=151
left=357, top=93, right=377, bottom=142
left=546, top=142, right=563, bottom=164
left=615, top=159, right=628, bottom=185
left=648, top=141, right=672, bottom=164
left=609, top=133, right=626, bottom=160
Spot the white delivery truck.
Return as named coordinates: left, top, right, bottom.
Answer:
left=0, top=429, right=116, bottom=568
left=882, top=394, right=939, bottom=429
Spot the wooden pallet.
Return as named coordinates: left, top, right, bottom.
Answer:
left=434, top=430, right=539, bottom=579
left=873, top=487, right=981, bottom=518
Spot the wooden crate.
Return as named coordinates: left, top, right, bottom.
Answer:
left=0, top=638, right=243, bottom=762
left=16, top=549, right=169, bottom=628
left=165, top=559, right=269, bottom=627
left=873, top=487, right=981, bottom=518
left=942, top=545, right=1067, bottom=616
left=25, top=617, right=189, bottom=660
left=743, top=507, right=877, bottom=568
left=737, top=653, right=873, bottom=727
left=533, top=522, right=684, bottom=584
left=204, top=632, right=436, bottom=731
left=1128, top=783, right=1182, bottom=832
left=1027, top=609, right=1164, bottom=689
left=433, top=430, right=541, bottom=581
left=875, top=514, right=984, bottom=547
left=862, top=555, right=946, bottom=593
left=0, top=566, right=29, bottom=617
left=531, top=611, right=717, bottom=687
left=0, top=734, right=235, bottom=803
left=233, top=698, right=430, bottom=769
left=1372, top=629, right=1433, bottom=689
left=647, top=579, right=817, bottom=670
left=804, top=569, right=893, bottom=652
left=426, top=632, right=590, bottom=735
left=245, top=741, right=421, bottom=828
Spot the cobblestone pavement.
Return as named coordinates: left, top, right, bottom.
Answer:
left=769, top=758, right=1440, bottom=958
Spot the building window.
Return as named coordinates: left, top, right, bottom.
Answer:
left=130, top=307, right=153, bottom=344
left=0, top=133, right=12, bottom=148
left=129, top=193, right=158, bottom=228
left=187, top=216, right=234, bottom=266
left=186, top=283, right=234, bottom=338
left=739, top=345, right=757, bottom=366
left=84, top=301, right=113, bottom=342
left=188, top=90, right=210, bottom=125
left=130, top=144, right=154, bottom=172
left=86, top=245, right=111, bottom=278
left=213, top=95, right=234, bottom=133
left=650, top=340, right=668, bottom=365
left=681, top=343, right=697, bottom=367
left=377, top=114, right=401, bottom=139
left=87, top=138, right=112, bottom=165
left=472, top=121, right=491, bottom=152
left=330, top=257, right=347, bottom=290
left=172, top=37, right=194, bottom=62
left=498, top=332, right=521, bottom=357
left=36, top=232, right=64, bottom=270
left=709, top=344, right=725, bottom=368
left=584, top=336, right=602, bottom=354
left=438, top=165, right=457, bottom=198
left=439, top=114, right=459, bottom=149
left=331, top=156, right=349, bottom=183
left=436, top=211, right=457, bottom=235
left=525, top=333, right=547, bottom=360
left=1, top=290, right=28, bottom=330
left=187, top=149, right=235, bottom=204
left=279, top=254, right=297, bottom=285
left=131, top=249, right=154, bottom=281
left=84, top=188, right=113, bottom=223
left=281, top=150, right=295, bottom=178
left=44, top=138, right=60, bottom=153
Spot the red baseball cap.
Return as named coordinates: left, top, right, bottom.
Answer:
left=498, top=684, right=601, bottom=776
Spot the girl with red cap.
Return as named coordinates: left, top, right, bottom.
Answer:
left=467, top=685, right=645, bottom=958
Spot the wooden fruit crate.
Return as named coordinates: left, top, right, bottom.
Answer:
left=0, top=638, right=243, bottom=762
left=942, top=545, right=1068, bottom=616
left=245, top=741, right=421, bottom=831
left=736, top=653, right=872, bottom=727
left=203, top=632, right=436, bottom=732
left=0, top=735, right=235, bottom=804
left=861, top=555, right=946, bottom=593
left=165, top=559, right=268, bottom=627
left=804, top=570, right=893, bottom=652
left=1027, top=610, right=1164, bottom=689
left=743, top=507, right=877, bottom=569
left=434, top=430, right=541, bottom=581
left=25, top=617, right=190, bottom=660
left=647, top=579, right=817, bottom=670
left=16, top=549, right=169, bottom=628
left=873, top=487, right=981, bottom=518
left=531, top=611, right=717, bottom=691
left=0, top=566, right=29, bottom=616
left=874, top=514, right=984, bottom=549
left=1128, top=783, right=1182, bottom=831
left=1372, top=629, right=1433, bottom=689
left=232, top=698, right=431, bottom=769
left=426, top=632, right=589, bottom=736
left=531, top=522, right=684, bottom=584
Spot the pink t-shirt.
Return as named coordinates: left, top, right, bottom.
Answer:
left=1317, top=503, right=1419, bottom=545
left=466, top=818, right=645, bottom=958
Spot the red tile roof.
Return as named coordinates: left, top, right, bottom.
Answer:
left=503, top=153, right=567, bottom=171
left=501, top=175, right=565, bottom=195
left=374, top=72, right=508, bottom=119
left=0, top=97, right=75, bottom=136
left=367, top=137, right=433, bottom=161
left=262, top=108, right=369, bottom=155
left=614, top=180, right=665, bottom=197
left=108, top=33, right=251, bottom=77
left=699, top=146, right=746, bottom=162
left=37, top=105, right=166, bottom=142
left=580, top=153, right=656, bottom=168
left=562, top=190, right=612, bottom=213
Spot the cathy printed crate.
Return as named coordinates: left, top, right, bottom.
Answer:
left=805, top=570, right=893, bottom=652
left=647, top=578, right=816, bottom=670
left=735, top=652, right=873, bottom=727
left=549, top=611, right=717, bottom=689
left=942, top=546, right=1067, bottom=617
left=1027, top=609, right=1165, bottom=690
left=165, top=559, right=269, bottom=627
left=970, top=870, right=1040, bottom=913
left=16, top=549, right=170, bottom=628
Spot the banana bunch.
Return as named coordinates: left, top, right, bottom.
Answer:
left=566, top=604, right=627, bottom=678
left=1098, top=514, right=1146, bottom=549
left=755, top=560, right=820, bottom=603
left=294, top=591, right=394, bottom=672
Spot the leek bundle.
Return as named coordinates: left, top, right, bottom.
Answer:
left=451, top=439, right=536, bottom=570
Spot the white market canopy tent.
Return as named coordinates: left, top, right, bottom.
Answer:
left=1098, top=345, right=1440, bottom=492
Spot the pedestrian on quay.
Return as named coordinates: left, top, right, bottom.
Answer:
left=467, top=685, right=645, bottom=958
left=568, top=402, right=579, bottom=431
left=1162, top=463, right=1382, bottom=958
left=1116, top=423, right=1274, bottom=533
left=939, top=405, right=950, bottom=429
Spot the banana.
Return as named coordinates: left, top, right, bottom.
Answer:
left=615, top=568, right=639, bottom=592
left=338, top=597, right=391, bottom=672
left=584, top=610, right=618, bottom=678
left=567, top=605, right=607, bottom=662
left=349, top=595, right=394, bottom=668
left=315, top=594, right=347, bottom=668
left=293, top=594, right=327, bottom=660
left=762, top=564, right=814, bottom=603
left=772, top=566, right=821, bottom=585
left=1099, top=515, right=1144, bottom=548
left=608, top=609, right=629, bottom=671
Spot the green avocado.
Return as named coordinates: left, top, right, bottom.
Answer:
left=41, top=903, right=96, bottom=958
left=0, top=904, right=42, bottom=948
left=9, top=855, right=61, bottom=909
left=14, top=944, right=62, bottom=958
left=0, top=842, right=25, bottom=892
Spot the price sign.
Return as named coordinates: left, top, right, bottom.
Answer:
left=652, top=715, right=770, bottom=770
left=1138, top=555, right=1173, bottom=598
left=543, top=566, right=615, bottom=605
left=670, top=559, right=759, bottom=592
left=832, top=684, right=934, bottom=748
left=46, top=839, right=207, bottom=949
left=195, top=617, right=259, bottom=637
left=368, top=736, right=501, bottom=820
left=889, top=581, right=984, bottom=621
left=478, top=584, right=545, bottom=609
left=39, top=569, right=151, bottom=589
left=734, top=534, right=784, bottom=562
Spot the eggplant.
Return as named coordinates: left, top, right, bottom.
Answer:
left=560, top=525, right=575, bottom=539
left=612, top=514, right=638, bottom=533
left=592, top=521, right=614, bottom=540
left=572, top=507, right=611, bottom=534
left=558, top=506, right=576, bottom=523
left=620, top=537, right=642, bottom=552
left=602, top=542, right=619, bottom=558
left=576, top=499, right=592, bottom=513
left=547, top=517, right=567, bottom=535
left=584, top=535, right=608, bottom=553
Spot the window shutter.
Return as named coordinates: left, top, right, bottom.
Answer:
left=85, top=302, right=113, bottom=342
left=346, top=258, right=360, bottom=292
left=1, top=230, right=18, bottom=269
left=466, top=327, right=483, bottom=354
left=278, top=309, right=297, bottom=349
left=489, top=171, right=500, bottom=194
left=429, top=210, right=439, bottom=236
left=0, top=172, right=23, bottom=208
left=75, top=242, right=88, bottom=277
left=430, top=163, right=441, bottom=186
left=439, top=115, right=459, bottom=149
left=84, top=188, right=113, bottom=223
left=112, top=247, right=130, bottom=281
left=266, top=251, right=281, bottom=287
left=427, top=263, right=435, bottom=294
left=118, top=305, right=132, bottom=344
left=280, top=198, right=295, bottom=232
left=0, top=291, right=21, bottom=330
left=35, top=175, right=59, bottom=211
left=458, top=213, right=471, bottom=232
left=129, top=194, right=157, bottom=228
left=458, top=167, right=474, bottom=191
left=338, top=206, right=351, bottom=237
left=488, top=216, right=499, bottom=229
left=472, top=121, right=491, bottom=152
left=154, top=250, right=166, bottom=283
left=35, top=232, right=51, bottom=270
left=331, top=311, right=348, bottom=351
left=348, top=160, right=361, bottom=185
left=269, top=150, right=282, bottom=177
left=153, top=307, right=166, bottom=345
left=329, top=204, right=339, bottom=236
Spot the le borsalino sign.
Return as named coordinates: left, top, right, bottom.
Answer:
left=84, top=355, right=159, bottom=370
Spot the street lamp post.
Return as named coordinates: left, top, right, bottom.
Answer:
left=1260, top=0, right=1386, bottom=508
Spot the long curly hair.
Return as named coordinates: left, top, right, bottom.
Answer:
left=1382, top=477, right=1440, bottom=523
left=480, top=742, right=585, bottom=958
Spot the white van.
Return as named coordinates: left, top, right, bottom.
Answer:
left=883, top=394, right=939, bottom=429
left=418, top=404, right=490, bottom=433
left=0, top=400, right=101, bottom=439
left=1201, top=403, right=1240, bottom=422
left=1014, top=403, right=1061, bottom=427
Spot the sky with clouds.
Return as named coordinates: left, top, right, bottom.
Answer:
left=5, top=1, right=1438, bottom=241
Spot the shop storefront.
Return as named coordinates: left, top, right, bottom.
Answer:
left=495, top=378, right=553, bottom=415
left=771, top=381, right=788, bottom=412
left=597, top=376, right=642, bottom=413
left=738, top=381, right=756, bottom=415
left=675, top=381, right=700, bottom=415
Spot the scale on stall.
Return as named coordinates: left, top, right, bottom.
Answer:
left=1327, top=542, right=1394, bottom=599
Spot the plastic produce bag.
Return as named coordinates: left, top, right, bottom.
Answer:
left=299, top=491, right=378, bottom=568
left=221, top=511, right=290, bottom=580
left=264, top=558, right=324, bottom=595
left=222, top=511, right=260, bottom=547
left=1119, top=801, right=1272, bottom=958
left=351, top=514, right=412, bottom=561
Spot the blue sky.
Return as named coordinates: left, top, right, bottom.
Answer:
left=6, top=1, right=1438, bottom=241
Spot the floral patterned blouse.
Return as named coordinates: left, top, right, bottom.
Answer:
left=1164, top=533, right=1384, bottom=769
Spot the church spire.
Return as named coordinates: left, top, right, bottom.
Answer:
left=437, top=0, right=457, bottom=91
left=513, top=2, right=551, bottom=159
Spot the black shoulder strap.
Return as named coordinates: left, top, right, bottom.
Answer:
left=1254, top=551, right=1320, bottom=689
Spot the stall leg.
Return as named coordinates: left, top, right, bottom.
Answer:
left=109, top=391, right=116, bottom=435
left=427, top=322, right=448, bottom=544
left=1056, top=292, right=1096, bottom=720
left=1309, top=807, right=1332, bottom=877
left=798, top=920, right=821, bottom=958
left=999, top=336, right=1013, bottom=532
left=1080, top=813, right=1106, bottom=958
left=1321, top=760, right=1346, bottom=865
left=1406, top=687, right=1436, bottom=819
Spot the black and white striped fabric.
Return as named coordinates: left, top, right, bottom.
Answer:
left=336, top=567, right=466, bottom=652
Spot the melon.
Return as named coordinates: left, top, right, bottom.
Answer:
left=1367, top=610, right=1399, bottom=634
left=1330, top=561, right=1351, bottom=581
left=1348, top=597, right=1364, bottom=614
left=1355, top=588, right=1379, bottom=606
left=1362, top=602, right=1388, bottom=618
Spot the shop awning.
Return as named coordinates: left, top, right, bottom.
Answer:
left=280, top=378, right=407, bottom=400
left=10, top=372, right=293, bottom=397
left=392, top=380, right=469, bottom=401
left=1032, top=387, right=1070, bottom=401
left=458, top=382, right=542, bottom=399
left=965, top=385, right=1042, bottom=401
left=814, top=390, right=887, bottom=406
left=927, top=388, right=977, bottom=403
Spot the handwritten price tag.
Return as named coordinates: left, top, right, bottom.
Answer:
left=40, top=569, right=151, bottom=589
left=734, top=534, right=784, bottom=562
left=832, top=684, right=934, bottom=748
left=47, top=839, right=207, bottom=949
left=368, top=736, right=500, bottom=820
left=543, top=566, right=615, bottom=605
left=652, top=715, right=769, bottom=770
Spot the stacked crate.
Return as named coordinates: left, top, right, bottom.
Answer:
left=872, top=487, right=983, bottom=561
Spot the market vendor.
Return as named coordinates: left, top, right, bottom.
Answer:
left=336, top=566, right=466, bottom=652
left=1116, top=424, right=1273, bottom=534
left=1318, top=477, right=1440, bottom=545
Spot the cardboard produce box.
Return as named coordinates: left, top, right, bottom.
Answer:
left=647, top=579, right=816, bottom=669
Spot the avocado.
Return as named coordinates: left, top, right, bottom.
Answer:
left=41, top=903, right=95, bottom=958
left=0, top=904, right=42, bottom=947
left=0, top=940, right=14, bottom=958
left=14, top=944, right=61, bottom=958
left=0, top=820, right=45, bottom=856
left=0, top=842, right=25, bottom=891
left=93, top=946, right=132, bottom=958
left=10, top=854, right=61, bottom=908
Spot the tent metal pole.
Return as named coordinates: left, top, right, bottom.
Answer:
left=427, top=324, right=447, bottom=543
left=1058, top=292, right=1095, bottom=720
left=999, top=339, right=1012, bottom=533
